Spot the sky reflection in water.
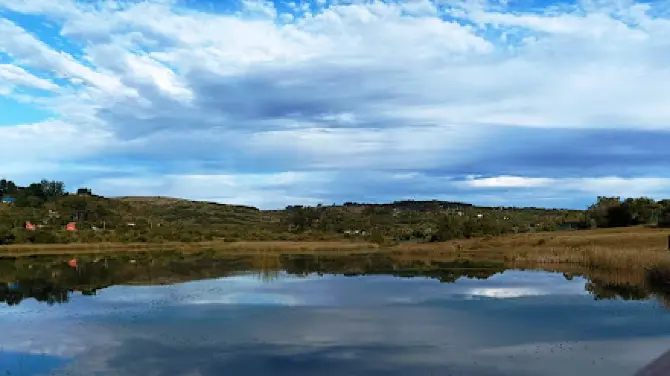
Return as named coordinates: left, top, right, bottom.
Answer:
left=1, top=269, right=670, bottom=376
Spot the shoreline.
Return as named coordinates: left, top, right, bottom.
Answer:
left=0, top=227, right=668, bottom=270
left=0, top=240, right=381, bottom=256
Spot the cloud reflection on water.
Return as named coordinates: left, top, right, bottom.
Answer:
left=0, top=270, right=668, bottom=376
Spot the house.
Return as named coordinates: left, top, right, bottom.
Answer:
left=1, top=196, right=15, bottom=204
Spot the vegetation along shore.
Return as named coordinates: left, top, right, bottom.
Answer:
left=2, top=178, right=670, bottom=258
left=2, top=248, right=670, bottom=308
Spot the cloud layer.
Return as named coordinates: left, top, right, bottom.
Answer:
left=2, top=0, right=670, bottom=208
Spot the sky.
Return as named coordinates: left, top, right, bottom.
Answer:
left=1, top=0, right=670, bottom=209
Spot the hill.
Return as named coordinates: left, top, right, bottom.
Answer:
left=1, top=178, right=668, bottom=245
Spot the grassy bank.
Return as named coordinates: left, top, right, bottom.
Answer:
left=1, top=227, right=669, bottom=270
left=393, top=227, right=670, bottom=269
left=0, top=240, right=380, bottom=256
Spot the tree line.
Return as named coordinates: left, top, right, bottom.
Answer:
left=585, top=196, right=670, bottom=229
left=1, top=177, right=670, bottom=245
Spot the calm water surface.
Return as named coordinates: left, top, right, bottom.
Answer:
left=1, top=252, right=670, bottom=376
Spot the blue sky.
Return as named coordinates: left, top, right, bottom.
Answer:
left=2, top=0, right=670, bottom=209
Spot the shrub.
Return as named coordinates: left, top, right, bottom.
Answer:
left=659, top=207, right=670, bottom=228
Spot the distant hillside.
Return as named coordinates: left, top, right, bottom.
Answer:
left=1, top=178, right=668, bottom=245
left=115, top=196, right=262, bottom=225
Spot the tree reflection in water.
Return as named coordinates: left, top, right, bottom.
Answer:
left=1, top=250, right=670, bottom=307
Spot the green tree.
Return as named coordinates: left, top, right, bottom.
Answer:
left=0, top=179, right=18, bottom=196
left=368, top=231, right=386, bottom=245
left=285, top=206, right=319, bottom=232
left=659, top=206, right=670, bottom=228
left=432, top=214, right=464, bottom=241
left=586, top=197, right=632, bottom=228
left=40, top=180, right=66, bottom=200
left=623, top=197, right=659, bottom=225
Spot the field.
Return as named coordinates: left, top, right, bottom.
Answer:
left=394, top=226, right=670, bottom=269
left=1, top=227, right=669, bottom=270
left=0, top=240, right=380, bottom=256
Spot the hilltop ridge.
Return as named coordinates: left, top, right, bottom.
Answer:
left=1, top=178, right=668, bottom=245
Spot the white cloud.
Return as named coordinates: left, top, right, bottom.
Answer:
left=0, top=0, right=78, bottom=17
left=468, top=287, right=547, bottom=298
left=0, top=63, right=59, bottom=91
left=0, top=320, right=117, bottom=358
left=187, top=293, right=300, bottom=306
left=464, top=176, right=555, bottom=188
left=0, top=120, right=111, bottom=160
left=87, top=173, right=329, bottom=208
left=78, top=172, right=670, bottom=209
left=0, top=19, right=127, bottom=94
left=462, top=176, right=670, bottom=199
left=4, top=0, right=670, bottom=130
left=92, top=274, right=311, bottom=307
left=1, top=0, right=670, bottom=207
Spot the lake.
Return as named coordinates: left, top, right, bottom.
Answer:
left=1, top=251, right=670, bottom=376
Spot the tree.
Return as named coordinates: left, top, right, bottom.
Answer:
left=657, top=200, right=670, bottom=224
left=285, top=206, right=319, bottom=232
left=368, top=231, right=385, bottom=245
left=659, top=206, right=670, bottom=228
left=623, top=197, right=659, bottom=225
left=606, top=204, right=633, bottom=228
left=24, top=183, right=46, bottom=199
left=586, top=196, right=632, bottom=228
left=0, top=179, right=18, bottom=196
left=432, top=215, right=464, bottom=241
left=40, top=180, right=65, bottom=200
left=659, top=199, right=670, bottom=210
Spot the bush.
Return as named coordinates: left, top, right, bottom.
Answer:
left=368, top=231, right=386, bottom=245
left=31, top=231, right=59, bottom=244
left=659, top=207, right=670, bottom=228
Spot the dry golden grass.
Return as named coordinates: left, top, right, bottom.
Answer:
left=0, top=240, right=379, bottom=257
left=1, top=227, right=668, bottom=270
left=393, top=227, right=670, bottom=270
